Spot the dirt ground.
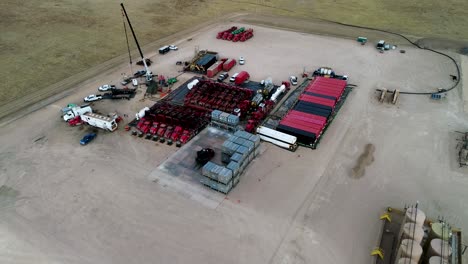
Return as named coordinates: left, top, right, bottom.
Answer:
left=1, top=21, right=468, bottom=264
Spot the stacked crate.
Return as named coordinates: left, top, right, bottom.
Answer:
left=211, top=110, right=239, bottom=131
left=201, top=162, right=233, bottom=194
left=201, top=130, right=261, bottom=194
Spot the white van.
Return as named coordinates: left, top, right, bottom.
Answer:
left=229, top=73, right=239, bottom=82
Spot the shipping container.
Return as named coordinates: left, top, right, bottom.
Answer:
left=209, top=165, right=224, bottom=180
left=223, top=59, right=236, bottom=71
left=227, top=114, right=239, bottom=126
left=299, top=94, right=336, bottom=110
left=217, top=167, right=233, bottom=185
left=296, top=100, right=333, bottom=113
left=233, top=175, right=240, bottom=186
left=230, top=152, right=244, bottom=164
left=222, top=141, right=241, bottom=155
left=221, top=152, right=231, bottom=164
left=289, top=110, right=327, bottom=123
left=294, top=107, right=330, bottom=118
left=240, top=140, right=255, bottom=154
left=235, top=145, right=249, bottom=163
left=227, top=135, right=240, bottom=143
left=280, top=119, right=323, bottom=134
left=248, top=134, right=261, bottom=147
left=306, top=87, right=343, bottom=98
left=211, top=110, right=222, bottom=121
left=233, top=137, right=247, bottom=148
left=304, top=91, right=337, bottom=101
left=202, top=162, right=217, bottom=177
left=227, top=161, right=240, bottom=177
left=284, top=113, right=326, bottom=127
left=219, top=112, right=230, bottom=123
left=200, top=177, right=232, bottom=194
left=206, top=61, right=224, bottom=78
left=276, top=124, right=317, bottom=145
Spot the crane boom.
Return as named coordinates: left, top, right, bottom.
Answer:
left=120, top=3, right=152, bottom=82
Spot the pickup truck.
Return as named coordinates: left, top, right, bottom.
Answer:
left=84, top=94, right=103, bottom=102
left=98, top=84, right=116, bottom=91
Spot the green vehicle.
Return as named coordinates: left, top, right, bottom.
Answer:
left=357, top=37, right=368, bottom=45
left=167, top=78, right=178, bottom=85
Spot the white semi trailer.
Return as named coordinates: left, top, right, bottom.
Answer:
left=81, top=113, right=118, bottom=132
left=256, top=126, right=298, bottom=151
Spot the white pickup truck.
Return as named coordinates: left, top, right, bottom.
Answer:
left=84, top=94, right=103, bottom=102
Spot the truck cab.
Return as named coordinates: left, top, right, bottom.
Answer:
left=377, top=40, right=385, bottom=49
left=63, top=106, right=92, bottom=122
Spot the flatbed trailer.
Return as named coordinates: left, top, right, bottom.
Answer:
left=374, top=207, right=464, bottom=264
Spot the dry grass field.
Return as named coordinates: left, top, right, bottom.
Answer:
left=1, top=0, right=468, bottom=110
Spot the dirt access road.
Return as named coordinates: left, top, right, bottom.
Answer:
left=1, top=18, right=468, bottom=264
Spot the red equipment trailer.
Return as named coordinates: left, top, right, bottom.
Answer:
left=222, top=59, right=236, bottom=71
left=206, top=61, right=225, bottom=78
left=234, top=71, right=250, bottom=85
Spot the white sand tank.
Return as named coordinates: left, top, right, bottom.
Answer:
left=405, top=207, right=426, bottom=227
left=397, top=257, right=417, bottom=264
left=428, top=256, right=448, bottom=264
left=399, top=239, right=423, bottom=263
left=402, top=222, right=425, bottom=243
left=428, top=238, right=452, bottom=259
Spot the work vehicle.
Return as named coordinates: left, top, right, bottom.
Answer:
left=157, top=124, right=168, bottom=137
left=196, top=148, right=215, bottom=165
left=217, top=72, right=229, bottom=82
left=159, top=46, right=170, bottom=54
left=377, top=40, right=385, bottom=50
left=357, top=36, right=367, bottom=45
left=81, top=113, right=118, bottom=132
left=61, top=103, right=78, bottom=115
left=177, top=130, right=192, bottom=146
left=170, top=126, right=183, bottom=142
left=187, top=79, right=200, bottom=90
left=163, top=126, right=174, bottom=139
left=239, top=56, right=245, bottom=65
left=80, top=133, right=97, bottom=145
left=98, top=84, right=116, bottom=91
left=234, top=71, right=250, bottom=85
left=290, top=76, right=298, bottom=86
left=256, top=126, right=298, bottom=151
left=135, top=107, right=150, bottom=120
left=230, top=73, right=239, bottom=82
left=68, top=116, right=82, bottom=126
left=270, top=84, right=287, bottom=102
left=109, top=94, right=131, bottom=100
left=121, top=3, right=153, bottom=82
left=84, top=94, right=103, bottom=102
left=132, top=78, right=138, bottom=87
left=63, top=106, right=92, bottom=122
left=169, top=45, right=178, bottom=50
left=136, top=58, right=152, bottom=66
left=121, top=78, right=131, bottom=85
left=149, top=122, right=159, bottom=135
left=134, top=70, right=146, bottom=78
